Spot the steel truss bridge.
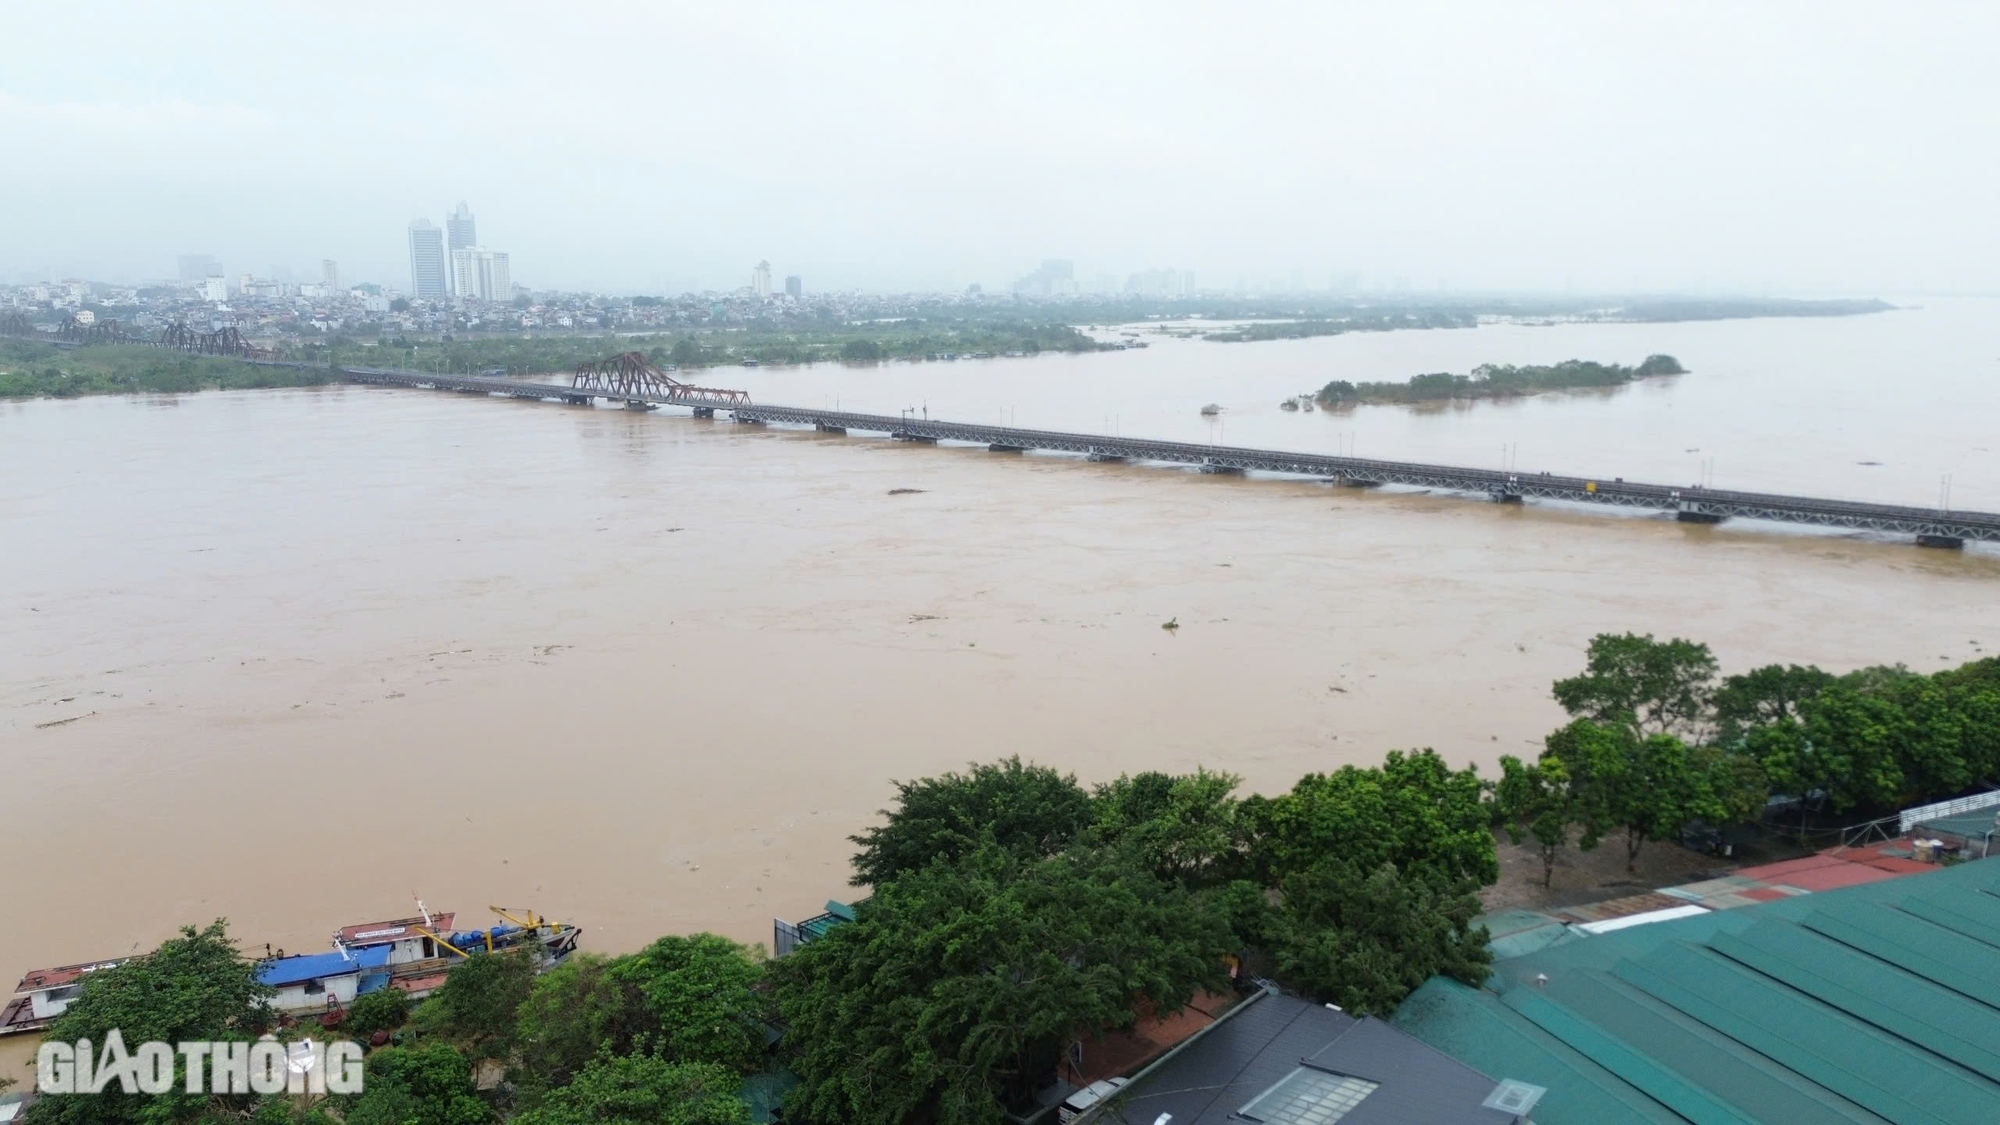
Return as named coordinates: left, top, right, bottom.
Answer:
left=329, top=364, right=2000, bottom=548
left=1, top=314, right=275, bottom=358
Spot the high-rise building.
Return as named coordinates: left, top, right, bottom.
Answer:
left=447, top=203, right=477, bottom=254
left=177, top=254, right=222, bottom=282
left=451, top=248, right=512, bottom=302
left=784, top=275, right=802, bottom=298
left=752, top=260, right=772, bottom=297
left=202, top=276, right=228, bottom=302
left=446, top=204, right=477, bottom=295
left=1012, top=259, right=1075, bottom=295
left=322, top=260, right=341, bottom=290
left=408, top=219, right=447, bottom=298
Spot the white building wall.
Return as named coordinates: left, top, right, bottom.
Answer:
left=270, top=973, right=361, bottom=1013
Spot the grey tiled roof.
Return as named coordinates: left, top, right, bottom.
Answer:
left=1110, top=991, right=1515, bottom=1125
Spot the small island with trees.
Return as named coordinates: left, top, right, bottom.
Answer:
left=1317, top=354, right=1687, bottom=408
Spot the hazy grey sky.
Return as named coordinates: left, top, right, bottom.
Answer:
left=4, top=1, right=1997, bottom=294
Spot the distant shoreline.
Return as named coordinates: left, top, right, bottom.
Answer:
left=1205, top=297, right=1893, bottom=344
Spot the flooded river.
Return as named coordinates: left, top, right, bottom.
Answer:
left=3, top=298, right=1998, bottom=1003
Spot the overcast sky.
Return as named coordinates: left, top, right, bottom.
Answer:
left=4, top=1, right=1997, bottom=295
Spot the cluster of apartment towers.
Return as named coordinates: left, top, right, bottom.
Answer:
left=407, top=203, right=510, bottom=303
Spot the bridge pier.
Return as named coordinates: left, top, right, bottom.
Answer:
left=1676, top=501, right=1723, bottom=524
left=564, top=394, right=592, bottom=405
left=1917, top=534, right=1966, bottom=550
left=692, top=406, right=714, bottom=418
left=988, top=444, right=1026, bottom=453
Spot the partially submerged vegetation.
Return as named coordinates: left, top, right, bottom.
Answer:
left=1317, top=354, right=1686, bottom=407
left=0, top=339, right=333, bottom=398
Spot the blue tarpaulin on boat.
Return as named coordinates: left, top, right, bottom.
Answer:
left=256, top=946, right=391, bottom=987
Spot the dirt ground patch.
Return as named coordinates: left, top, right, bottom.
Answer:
left=1480, top=828, right=1747, bottom=915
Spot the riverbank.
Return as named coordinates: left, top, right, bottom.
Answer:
left=1317, top=355, right=1687, bottom=407
left=0, top=339, right=333, bottom=398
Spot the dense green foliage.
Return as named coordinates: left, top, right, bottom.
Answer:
left=1553, top=632, right=1720, bottom=740
left=1241, top=750, right=1496, bottom=885
left=345, top=986, right=412, bottom=1038
left=510, top=1058, right=751, bottom=1125
left=776, top=843, right=1234, bottom=1125
left=343, top=1043, right=494, bottom=1125
left=295, top=320, right=1105, bottom=378
left=848, top=756, right=1094, bottom=885
left=32, top=922, right=274, bottom=1125
left=782, top=752, right=1498, bottom=1124
left=1266, top=861, right=1490, bottom=1014
left=1522, top=633, right=2000, bottom=877
left=1089, top=767, right=1246, bottom=886
left=412, top=949, right=539, bottom=1058
left=0, top=340, right=330, bottom=398
left=1316, top=356, right=1683, bottom=407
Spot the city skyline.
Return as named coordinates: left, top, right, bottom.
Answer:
left=6, top=3, right=1998, bottom=296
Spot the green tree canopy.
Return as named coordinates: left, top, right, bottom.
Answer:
left=511, top=1057, right=750, bottom=1125
left=1495, top=755, right=1575, bottom=888
left=412, top=949, right=538, bottom=1059
left=606, top=934, right=768, bottom=1074
left=342, top=1043, right=492, bottom=1125
left=1088, top=767, right=1245, bottom=888
left=344, top=985, right=410, bottom=1038
left=516, top=954, right=655, bottom=1089
left=776, top=843, right=1232, bottom=1125
left=1713, top=663, right=1835, bottom=739
left=1241, top=750, right=1495, bottom=886
left=33, top=920, right=272, bottom=1125
left=1553, top=633, right=1718, bottom=740
left=1269, top=860, right=1490, bottom=1016
left=848, top=757, right=1093, bottom=887
left=1543, top=719, right=1728, bottom=869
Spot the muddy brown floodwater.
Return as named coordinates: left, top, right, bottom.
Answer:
left=4, top=304, right=1999, bottom=1022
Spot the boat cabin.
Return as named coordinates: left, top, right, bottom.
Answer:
left=256, top=946, right=392, bottom=1013
left=332, top=913, right=457, bottom=966
left=0, top=959, right=128, bottom=1034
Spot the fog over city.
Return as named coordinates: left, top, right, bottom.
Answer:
left=4, top=1, right=1998, bottom=294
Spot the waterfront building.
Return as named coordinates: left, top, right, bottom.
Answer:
left=407, top=220, right=448, bottom=299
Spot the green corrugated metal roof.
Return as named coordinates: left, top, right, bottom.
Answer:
left=1394, top=860, right=2000, bottom=1125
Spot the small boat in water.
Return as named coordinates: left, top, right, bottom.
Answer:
left=1, top=901, right=581, bottom=1032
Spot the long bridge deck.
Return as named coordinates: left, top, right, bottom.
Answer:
left=327, top=363, right=2000, bottom=547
